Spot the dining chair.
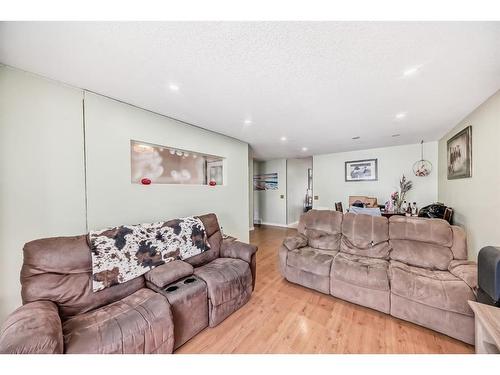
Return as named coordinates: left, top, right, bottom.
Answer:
left=443, top=207, right=453, bottom=223
left=335, top=202, right=343, bottom=213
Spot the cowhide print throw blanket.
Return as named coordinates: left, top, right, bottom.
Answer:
left=89, top=216, right=210, bottom=292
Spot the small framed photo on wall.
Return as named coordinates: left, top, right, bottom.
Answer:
left=447, top=126, right=472, bottom=180
left=345, top=159, right=378, bottom=182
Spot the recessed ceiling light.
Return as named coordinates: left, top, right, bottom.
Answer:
left=244, top=119, right=252, bottom=125
left=169, top=83, right=179, bottom=92
left=280, top=136, right=287, bottom=141
left=352, top=136, right=360, bottom=140
left=391, top=134, right=401, bottom=137
left=403, top=65, right=421, bottom=77
left=301, top=147, right=308, bottom=151
left=395, top=112, right=407, bottom=120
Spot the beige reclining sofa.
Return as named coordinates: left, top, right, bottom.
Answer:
left=0, top=213, right=257, bottom=354
left=279, top=210, right=477, bottom=344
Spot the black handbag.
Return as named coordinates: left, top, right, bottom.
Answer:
left=417, top=203, right=448, bottom=220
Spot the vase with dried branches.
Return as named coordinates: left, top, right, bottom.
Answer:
left=394, top=174, right=413, bottom=213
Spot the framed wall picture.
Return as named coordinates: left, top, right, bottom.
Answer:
left=345, top=159, right=378, bottom=182
left=447, top=126, right=472, bottom=180
left=253, top=172, right=278, bottom=190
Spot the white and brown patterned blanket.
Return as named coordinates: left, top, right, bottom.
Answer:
left=89, top=216, right=210, bottom=292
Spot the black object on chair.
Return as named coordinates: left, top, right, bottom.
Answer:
left=418, top=203, right=453, bottom=223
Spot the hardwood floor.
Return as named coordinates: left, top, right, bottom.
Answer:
left=176, top=225, right=474, bottom=354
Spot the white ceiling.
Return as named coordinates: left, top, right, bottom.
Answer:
left=1, top=22, right=499, bottom=160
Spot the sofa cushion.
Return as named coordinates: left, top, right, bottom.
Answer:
left=194, top=257, right=252, bottom=306
left=451, top=225, right=468, bottom=260
left=449, top=260, right=478, bottom=291
left=183, top=214, right=222, bottom=268
left=62, top=288, right=174, bottom=354
left=298, top=210, right=342, bottom=251
left=287, top=247, right=336, bottom=276
left=340, top=213, right=390, bottom=259
left=389, top=239, right=453, bottom=270
left=389, top=261, right=475, bottom=316
left=331, top=253, right=389, bottom=291
left=306, top=230, right=341, bottom=251
left=197, top=213, right=220, bottom=237
left=283, top=234, right=308, bottom=251
left=299, top=209, right=343, bottom=235
left=389, top=216, right=453, bottom=247
left=184, top=230, right=222, bottom=268
left=21, top=235, right=145, bottom=320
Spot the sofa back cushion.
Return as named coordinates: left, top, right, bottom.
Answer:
left=340, top=213, right=390, bottom=259
left=297, top=210, right=343, bottom=251
left=389, top=239, right=453, bottom=270
left=389, top=216, right=452, bottom=246
left=451, top=225, right=468, bottom=260
left=389, top=216, right=459, bottom=270
left=183, top=213, right=222, bottom=267
left=21, top=235, right=145, bottom=320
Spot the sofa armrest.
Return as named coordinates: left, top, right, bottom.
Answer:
left=220, top=240, right=258, bottom=263
left=0, top=301, right=63, bottom=354
left=145, top=260, right=194, bottom=288
left=282, top=234, right=307, bottom=251
left=449, top=260, right=478, bottom=292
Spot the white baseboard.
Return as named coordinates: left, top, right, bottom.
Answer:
left=287, top=221, right=299, bottom=228
left=249, top=226, right=255, bottom=231
left=260, top=222, right=289, bottom=228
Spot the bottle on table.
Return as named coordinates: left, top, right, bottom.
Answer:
left=406, top=201, right=412, bottom=216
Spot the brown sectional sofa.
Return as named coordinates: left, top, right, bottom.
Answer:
left=279, top=210, right=477, bottom=344
left=0, top=213, right=257, bottom=354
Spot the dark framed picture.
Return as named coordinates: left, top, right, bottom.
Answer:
left=345, top=159, right=378, bottom=182
left=447, top=126, right=472, bottom=180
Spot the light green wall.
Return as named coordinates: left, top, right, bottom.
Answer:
left=287, top=158, right=312, bottom=225
left=248, top=149, right=254, bottom=230
left=0, top=66, right=87, bottom=322
left=438, top=90, right=500, bottom=259
left=254, top=159, right=287, bottom=226
left=84, top=92, right=250, bottom=241
left=313, top=142, right=438, bottom=212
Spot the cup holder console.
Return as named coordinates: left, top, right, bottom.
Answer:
left=164, top=276, right=200, bottom=293
left=159, top=274, right=208, bottom=349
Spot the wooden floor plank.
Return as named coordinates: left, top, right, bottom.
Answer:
left=175, top=225, right=474, bottom=354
